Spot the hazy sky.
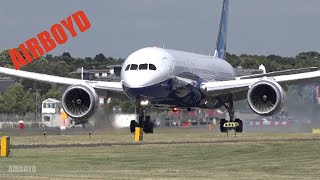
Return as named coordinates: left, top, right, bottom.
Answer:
left=1, top=0, right=320, bottom=59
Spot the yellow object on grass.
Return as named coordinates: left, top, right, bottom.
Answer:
left=134, top=127, right=143, bottom=142
left=1, top=136, right=10, bottom=157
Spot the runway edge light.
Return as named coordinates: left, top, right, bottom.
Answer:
left=1, top=136, right=10, bottom=157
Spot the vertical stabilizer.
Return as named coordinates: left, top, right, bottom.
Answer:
left=213, top=0, right=229, bottom=60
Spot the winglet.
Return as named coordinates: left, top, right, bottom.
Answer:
left=214, top=0, right=229, bottom=60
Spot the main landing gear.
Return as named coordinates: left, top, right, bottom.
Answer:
left=130, top=104, right=153, bottom=135
left=219, top=98, right=243, bottom=133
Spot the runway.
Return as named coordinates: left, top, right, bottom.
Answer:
left=11, top=137, right=320, bottom=149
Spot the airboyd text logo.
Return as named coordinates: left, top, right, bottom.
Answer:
left=8, top=165, right=37, bottom=173
left=9, top=10, right=91, bottom=70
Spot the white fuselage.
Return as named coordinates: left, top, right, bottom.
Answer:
left=121, top=47, right=236, bottom=107
left=121, top=47, right=235, bottom=87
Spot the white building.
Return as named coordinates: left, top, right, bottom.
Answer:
left=42, top=98, right=62, bottom=127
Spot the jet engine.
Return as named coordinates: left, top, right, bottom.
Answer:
left=61, top=84, right=99, bottom=119
left=247, top=80, right=285, bottom=116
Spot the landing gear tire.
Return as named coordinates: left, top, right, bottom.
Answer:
left=218, top=95, right=244, bottom=133
left=235, top=118, right=243, bottom=132
left=143, top=120, right=154, bottom=133
left=149, top=122, right=154, bottom=133
left=220, top=119, right=228, bottom=133
left=143, top=120, right=148, bottom=133
left=130, top=120, right=138, bottom=133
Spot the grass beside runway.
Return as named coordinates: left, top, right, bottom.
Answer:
left=7, top=127, right=320, bottom=146
left=0, top=128, right=320, bottom=179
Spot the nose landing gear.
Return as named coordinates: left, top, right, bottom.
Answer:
left=129, top=102, right=154, bottom=142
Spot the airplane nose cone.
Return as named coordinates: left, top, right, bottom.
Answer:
left=120, top=47, right=173, bottom=100
left=122, top=74, right=154, bottom=88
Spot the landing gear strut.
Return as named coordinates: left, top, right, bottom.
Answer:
left=129, top=103, right=153, bottom=135
left=219, top=97, right=243, bottom=133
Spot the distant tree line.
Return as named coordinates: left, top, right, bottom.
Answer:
left=226, top=51, right=320, bottom=71
left=0, top=50, right=124, bottom=115
left=0, top=49, right=319, bottom=115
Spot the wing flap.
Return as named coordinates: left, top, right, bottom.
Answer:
left=86, top=81, right=123, bottom=92
left=201, top=78, right=255, bottom=96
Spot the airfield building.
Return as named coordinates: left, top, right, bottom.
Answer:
left=0, top=77, right=14, bottom=93
left=69, top=65, right=122, bottom=82
left=41, top=98, right=62, bottom=127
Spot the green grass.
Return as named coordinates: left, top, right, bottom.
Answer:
left=8, top=128, right=320, bottom=146
left=1, top=128, right=320, bottom=179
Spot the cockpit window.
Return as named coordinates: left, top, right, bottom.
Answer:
left=149, top=64, right=157, bottom=70
left=139, top=64, right=148, bottom=70
left=125, top=64, right=130, bottom=71
left=126, top=64, right=156, bottom=71
left=130, top=64, right=138, bottom=70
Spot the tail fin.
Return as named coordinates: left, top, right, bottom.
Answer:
left=213, top=0, right=229, bottom=60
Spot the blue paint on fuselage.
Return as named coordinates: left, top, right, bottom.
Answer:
left=123, top=79, right=173, bottom=101
left=123, top=77, right=208, bottom=108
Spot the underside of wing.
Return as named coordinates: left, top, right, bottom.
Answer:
left=0, top=66, right=124, bottom=94
left=201, top=69, right=320, bottom=98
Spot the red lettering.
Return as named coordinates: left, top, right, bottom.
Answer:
left=9, top=48, right=27, bottom=70
left=61, top=16, right=77, bottom=37
left=8, top=10, right=90, bottom=69
left=37, top=31, right=56, bottom=53
left=51, top=24, right=68, bottom=44
left=18, top=44, right=33, bottom=63
left=72, top=11, right=91, bottom=32
left=25, top=38, right=45, bottom=59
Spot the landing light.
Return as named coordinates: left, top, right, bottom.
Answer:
left=172, top=107, right=178, bottom=112
left=140, top=100, right=149, bottom=106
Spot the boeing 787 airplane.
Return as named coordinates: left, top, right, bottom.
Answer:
left=0, top=0, right=319, bottom=133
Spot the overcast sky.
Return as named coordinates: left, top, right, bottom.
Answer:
left=1, top=0, right=320, bottom=59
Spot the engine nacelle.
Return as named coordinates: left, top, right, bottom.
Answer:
left=247, top=80, right=285, bottom=116
left=62, top=84, right=99, bottom=119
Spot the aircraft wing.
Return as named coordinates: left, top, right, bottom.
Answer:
left=0, top=66, right=124, bottom=94
left=201, top=70, right=320, bottom=97
left=236, top=67, right=318, bottom=80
